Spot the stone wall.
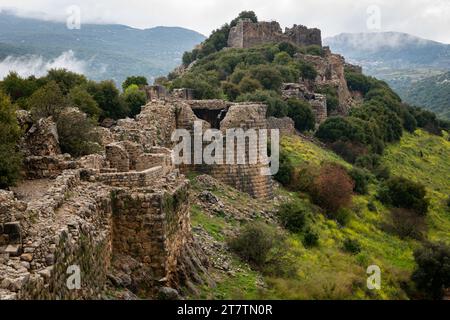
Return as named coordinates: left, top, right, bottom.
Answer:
left=111, top=175, right=191, bottom=290
left=228, top=19, right=322, bottom=49
left=267, top=117, right=296, bottom=136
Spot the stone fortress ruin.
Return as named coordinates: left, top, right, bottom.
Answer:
left=228, top=19, right=322, bottom=49
left=0, top=18, right=362, bottom=300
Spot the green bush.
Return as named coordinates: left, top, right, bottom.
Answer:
left=378, top=177, right=429, bottom=215
left=45, top=69, right=87, bottom=95
left=237, top=90, right=289, bottom=118
left=349, top=168, right=371, bottom=195
left=229, top=222, right=283, bottom=268
left=56, top=110, right=101, bottom=157
left=274, top=151, right=295, bottom=186
left=28, top=81, right=67, bottom=121
left=390, top=208, right=427, bottom=240
left=343, top=238, right=362, bottom=255
left=273, top=52, right=292, bottom=65
left=412, top=242, right=450, bottom=299
left=336, top=208, right=352, bottom=226
left=122, top=76, right=148, bottom=91
left=278, top=201, right=311, bottom=233
left=122, top=84, right=147, bottom=118
left=0, top=91, right=22, bottom=188
left=286, top=98, right=315, bottom=132
left=1, top=72, right=41, bottom=104
left=299, top=62, right=317, bottom=80
left=87, top=80, right=129, bottom=120
left=238, top=76, right=263, bottom=94
left=345, top=70, right=373, bottom=94
left=303, top=228, right=320, bottom=248
left=68, top=86, right=101, bottom=120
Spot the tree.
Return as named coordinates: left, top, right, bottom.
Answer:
left=299, top=62, right=318, bottom=80
left=273, top=52, right=292, bottom=65
left=378, top=177, right=429, bottom=216
left=278, top=201, right=312, bottom=233
left=45, top=69, right=87, bottom=95
left=28, top=81, right=67, bottom=121
left=86, top=80, right=128, bottom=120
left=122, top=84, right=147, bottom=118
left=287, top=98, right=315, bottom=132
left=238, top=76, right=262, bottom=94
left=310, top=163, right=355, bottom=214
left=249, top=65, right=283, bottom=91
left=122, top=76, right=148, bottom=91
left=0, top=91, right=22, bottom=188
left=68, top=86, right=101, bottom=120
left=56, top=109, right=101, bottom=157
left=1, top=72, right=40, bottom=105
left=237, top=90, right=289, bottom=118
left=349, top=168, right=371, bottom=195
left=412, top=242, right=450, bottom=299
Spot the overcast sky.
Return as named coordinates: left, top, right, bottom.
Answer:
left=1, top=0, right=449, bottom=43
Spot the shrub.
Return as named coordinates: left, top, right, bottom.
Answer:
left=378, top=177, right=429, bottom=215
left=68, top=86, right=101, bottom=120
left=122, top=76, right=148, bottom=91
left=330, top=140, right=367, bottom=164
left=349, top=168, right=371, bottom=195
left=278, top=42, right=297, bottom=57
left=367, top=202, right=377, bottom=213
left=310, top=163, right=355, bottom=214
left=278, top=201, right=311, bottom=233
left=238, top=76, right=263, bottom=94
left=336, top=208, right=352, bottom=226
left=303, top=228, right=320, bottom=248
left=237, top=90, right=289, bottom=118
left=345, top=70, right=373, bottom=94
left=28, top=81, right=67, bottom=121
left=287, top=98, right=315, bottom=132
left=273, top=52, right=292, bottom=65
left=0, top=91, right=22, bottom=188
left=343, top=238, right=362, bottom=255
left=412, top=242, right=450, bottom=299
left=1, top=72, right=41, bottom=104
left=87, top=80, right=129, bottom=120
left=290, top=164, right=318, bottom=192
left=390, top=208, right=427, bottom=240
left=45, top=69, right=87, bottom=94
left=249, top=65, right=283, bottom=91
left=56, top=109, right=101, bottom=157
left=299, top=62, right=317, bottom=80
left=274, top=151, right=294, bottom=186
left=221, top=81, right=240, bottom=101
left=229, top=222, right=282, bottom=268
left=122, top=84, right=147, bottom=118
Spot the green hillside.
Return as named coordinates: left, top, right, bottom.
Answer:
left=189, top=130, right=449, bottom=300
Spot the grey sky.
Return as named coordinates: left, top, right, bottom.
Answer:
left=1, top=0, right=449, bottom=43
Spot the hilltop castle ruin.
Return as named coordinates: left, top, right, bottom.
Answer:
left=228, top=19, right=322, bottom=49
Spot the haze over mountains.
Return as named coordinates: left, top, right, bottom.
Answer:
left=325, top=32, right=450, bottom=119
left=0, top=12, right=206, bottom=85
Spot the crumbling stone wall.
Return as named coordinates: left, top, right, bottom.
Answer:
left=111, top=174, right=191, bottom=291
left=267, top=117, right=295, bottom=136
left=228, top=19, right=322, bottom=49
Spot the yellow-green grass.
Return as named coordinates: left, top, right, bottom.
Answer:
left=382, top=129, right=450, bottom=241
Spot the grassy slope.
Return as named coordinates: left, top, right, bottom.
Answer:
left=190, top=130, right=449, bottom=300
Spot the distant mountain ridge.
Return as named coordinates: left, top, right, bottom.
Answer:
left=325, top=32, right=450, bottom=119
left=0, top=12, right=206, bottom=85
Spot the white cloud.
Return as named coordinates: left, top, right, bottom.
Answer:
left=0, top=0, right=449, bottom=43
left=0, top=50, right=87, bottom=79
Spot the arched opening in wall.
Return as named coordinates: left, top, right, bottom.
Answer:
left=192, top=108, right=228, bottom=129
